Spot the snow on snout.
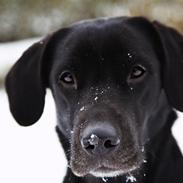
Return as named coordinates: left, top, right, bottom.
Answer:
left=126, top=174, right=137, bottom=182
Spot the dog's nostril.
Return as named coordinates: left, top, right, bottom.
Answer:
left=86, top=144, right=95, bottom=150
left=82, top=134, right=99, bottom=150
left=104, top=139, right=115, bottom=148
left=104, top=140, right=113, bottom=148
left=104, top=138, right=120, bottom=148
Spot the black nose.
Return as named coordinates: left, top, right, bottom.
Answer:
left=81, top=124, right=120, bottom=156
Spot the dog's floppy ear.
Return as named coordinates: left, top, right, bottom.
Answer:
left=153, top=22, right=183, bottom=112
left=5, top=36, right=51, bottom=126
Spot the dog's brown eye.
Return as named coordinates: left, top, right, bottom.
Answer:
left=129, top=65, right=146, bottom=80
left=58, top=71, right=77, bottom=88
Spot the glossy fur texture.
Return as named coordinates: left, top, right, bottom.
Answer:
left=5, top=17, right=183, bottom=183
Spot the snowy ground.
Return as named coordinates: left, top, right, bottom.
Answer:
left=0, top=89, right=67, bottom=183
left=0, top=38, right=183, bottom=183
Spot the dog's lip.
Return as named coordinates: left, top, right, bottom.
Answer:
left=90, top=153, right=139, bottom=172
left=92, top=166, right=118, bottom=173
left=71, top=149, right=142, bottom=177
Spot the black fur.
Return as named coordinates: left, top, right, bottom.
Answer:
left=5, top=17, right=183, bottom=183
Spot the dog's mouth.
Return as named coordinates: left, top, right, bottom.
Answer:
left=90, top=164, right=138, bottom=177
left=90, top=166, right=123, bottom=177
left=70, top=151, right=143, bottom=177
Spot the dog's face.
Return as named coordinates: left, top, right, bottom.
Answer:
left=5, top=17, right=183, bottom=178
left=49, top=19, right=162, bottom=177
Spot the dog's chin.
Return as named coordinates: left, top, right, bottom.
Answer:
left=72, top=164, right=140, bottom=178
left=89, top=166, right=138, bottom=178
left=70, top=145, right=144, bottom=178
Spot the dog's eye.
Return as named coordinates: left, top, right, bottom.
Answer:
left=58, top=71, right=77, bottom=88
left=129, top=65, right=146, bottom=80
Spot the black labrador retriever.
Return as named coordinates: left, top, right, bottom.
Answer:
left=5, top=17, right=183, bottom=183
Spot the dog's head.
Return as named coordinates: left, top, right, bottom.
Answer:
left=5, top=17, right=183, bottom=178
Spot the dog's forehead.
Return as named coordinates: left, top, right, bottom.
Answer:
left=66, top=18, right=135, bottom=54
left=52, top=17, right=159, bottom=74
